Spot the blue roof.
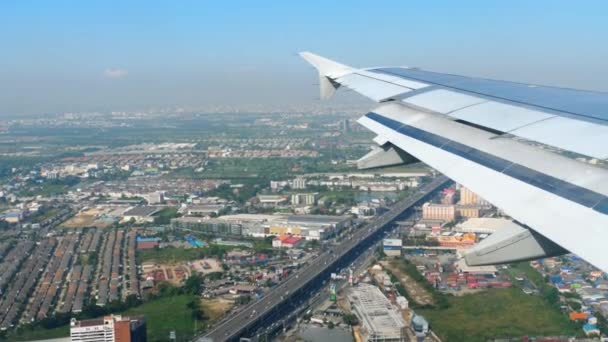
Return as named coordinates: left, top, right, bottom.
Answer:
left=583, top=323, right=598, bottom=332
left=136, top=237, right=160, bottom=242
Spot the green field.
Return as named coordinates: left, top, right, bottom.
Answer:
left=5, top=324, right=70, bottom=341
left=7, top=295, right=205, bottom=342
left=418, top=288, right=579, bottom=341
left=137, top=246, right=202, bottom=263
left=123, top=294, right=205, bottom=342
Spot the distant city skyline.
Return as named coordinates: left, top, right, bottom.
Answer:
left=1, top=0, right=608, bottom=115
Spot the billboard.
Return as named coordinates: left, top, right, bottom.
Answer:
left=383, top=239, right=403, bottom=247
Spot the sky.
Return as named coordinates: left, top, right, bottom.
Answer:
left=1, top=0, right=608, bottom=115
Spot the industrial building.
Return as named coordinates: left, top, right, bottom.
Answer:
left=122, top=206, right=161, bottom=223
left=263, top=214, right=351, bottom=240
left=181, top=204, right=226, bottom=217
left=256, top=195, right=288, bottom=208
left=70, top=315, right=146, bottom=342
left=347, top=284, right=407, bottom=342
left=455, top=217, right=522, bottom=234
left=172, top=213, right=351, bottom=240
left=171, top=217, right=244, bottom=236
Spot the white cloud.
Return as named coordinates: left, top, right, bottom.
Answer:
left=103, top=68, right=128, bottom=79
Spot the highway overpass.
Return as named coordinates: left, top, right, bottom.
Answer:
left=199, top=176, right=450, bottom=342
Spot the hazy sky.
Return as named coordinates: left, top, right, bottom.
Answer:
left=1, top=0, right=608, bottom=115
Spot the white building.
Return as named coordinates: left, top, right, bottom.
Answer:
left=292, top=177, right=307, bottom=189
left=348, top=284, right=407, bottom=341
left=455, top=217, right=521, bottom=234
left=70, top=316, right=115, bottom=342
left=291, top=193, right=318, bottom=206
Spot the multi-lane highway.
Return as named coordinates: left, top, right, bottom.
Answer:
left=199, top=176, right=450, bottom=342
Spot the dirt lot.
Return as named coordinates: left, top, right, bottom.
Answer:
left=382, top=260, right=434, bottom=306
left=141, top=261, right=192, bottom=285
left=190, top=258, right=223, bottom=275
left=60, top=208, right=114, bottom=228
left=200, top=298, right=234, bottom=322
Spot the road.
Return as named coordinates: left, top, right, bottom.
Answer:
left=199, top=176, right=449, bottom=342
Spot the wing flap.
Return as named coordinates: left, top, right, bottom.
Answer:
left=358, top=103, right=608, bottom=272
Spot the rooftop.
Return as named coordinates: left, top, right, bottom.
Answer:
left=347, top=284, right=406, bottom=340
left=456, top=217, right=522, bottom=233
left=123, top=206, right=161, bottom=217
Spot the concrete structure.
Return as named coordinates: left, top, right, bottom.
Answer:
left=348, top=284, right=407, bottom=342
left=70, top=315, right=146, bottom=342
left=422, top=203, right=455, bottom=221
left=455, top=205, right=480, bottom=218
left=183, top=204, right=225, bottom=217
left=459, top=186, right=479, bottom=205
left=172, top=217, right=244, bottom=236
left=256, top=195, right=288, bottom=208
left=290, top=193, right=318, bottom=206
left=455, top=218, right=521, bottom=234
left=145, top=191, right=164, bottom=204
left=265, top=215, right=351, bottom=240
left=122, top=206, right=161, bottom=223
left=292, top=177, right=307, bottom=189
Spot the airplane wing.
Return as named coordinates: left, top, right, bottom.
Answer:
left=300, top=52, right=608, bottom=272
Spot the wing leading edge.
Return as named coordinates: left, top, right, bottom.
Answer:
left=300, top=52, right=608, bottom=272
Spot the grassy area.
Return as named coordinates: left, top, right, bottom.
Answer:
left=123, top=294, right=204, bottom=342
left=505, top=262, right=546, bottom=286
left=5, top=324, right=69, bottom=341
left=137, top=246, right=202, bottom=264
left=200, top=298, right=234, bottom=323
left=153, top=207, right=180, bottom=224
left=418, top=288, right=580, bottom=341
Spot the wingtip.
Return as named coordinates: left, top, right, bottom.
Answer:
left=297, top=52, right=352, bottom=78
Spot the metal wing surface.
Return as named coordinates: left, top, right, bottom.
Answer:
left=301, top=52, right=608, bottom=272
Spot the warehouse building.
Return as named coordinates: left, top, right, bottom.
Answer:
left=171, top=217, right=244, bottom=236
left=348, top=284, right=407, bottom=342
left=455, top=217, right=521, bottom=234
left=122, top=206, right=161, bottom=223
left=178, top=213, right=352, bottom=240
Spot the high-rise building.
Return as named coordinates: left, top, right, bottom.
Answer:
left=291, top=193, right=318, bottom=206
left=422, top=203, right=456, bottom=221
left=146, top=191, right=164, bottom=204
left=70, top=315, right=146, bottom=342
left=459, top=186, right=480, bottom=205
left=456, top=205, right=480, bottom=218
left=292, top=177, right=307, bottom=190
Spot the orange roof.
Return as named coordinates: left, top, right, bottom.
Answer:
left=274, top=234, right=291, bottom=241
left=570, top=312, right=588, bottom=320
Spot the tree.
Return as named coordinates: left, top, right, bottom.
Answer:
left=184, top=274, right=204, bottom=294
left=342, top=313, right=359, bottom=326
left=235, top=295, right=252, bottom=305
